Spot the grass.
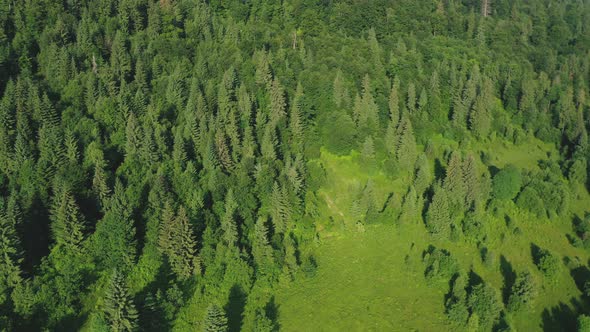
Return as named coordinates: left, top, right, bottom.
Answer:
left=276, top=141, right=590, bottom=331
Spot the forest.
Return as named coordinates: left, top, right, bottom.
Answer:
left=0, top=0, right=589, bottom=331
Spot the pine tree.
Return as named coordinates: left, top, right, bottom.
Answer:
left=253, top=217, right=274, bottom=275
left=103, top=270, right=138, bottom=332
left=396, top=116, right=417, bottom=170
left=388, top=82, right=400, bottom=129
left=203, top=304, right=228, bottom=332
left=169, top=206, right=197, bottom=279
left=333, top=69, right=350, bottom=108
left=361, top=75, right=379, bottom=132
left=444, top=151, right=466, bottom=211
left=463, top=154, right=480, bottom=210
left=469, top=95, right=491, bottom=138
left=270, top=182, right=288, bottom=234
left=0, top=197, right=23, bottom=288
left=159, top=203, right=198, bottom=279
left=51, top=188, right=85, bottom=251
left=221, top=189, right=238, bottom=247
left=125, top=112, right=142, bottom=158
left=361, top=136, right=376, bottom=167
left=92, top=180, right=137, bottom=270
left=414, top=154, right=432, bottom=195
left=399, top=186, right=418, bottom=225
left=426, top=184, right=451, bottom=237
left=407, top=82, right=416, bottom=114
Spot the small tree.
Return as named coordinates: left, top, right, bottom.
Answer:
left=103, top=270, right=138, bottom=332
left=203, top=304, right=228, bottom=332
left=508, top=271, right=537, bottom=312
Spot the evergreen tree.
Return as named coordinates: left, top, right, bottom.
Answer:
left=426, top=184, right=451, bottom=237
left=444, top=151, right=466, bottom=211
left=221, top=189, right=239, bottom=248
left=463, top=154, right=481, bottom=210
left=50, top=188, right=85, bottom=251
left=396, top=116, right=417, bottom=170
left=203, top=304, right=228, bottom=332
left=103, top=270, right=138, bottom=332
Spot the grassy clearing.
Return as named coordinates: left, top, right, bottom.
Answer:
left=277, top=142, right=590, bottom=331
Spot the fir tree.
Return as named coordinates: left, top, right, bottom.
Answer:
left=426, top=184, right=451, bottom=237
left=50, top=188, right=85, bottom=251
left=396, top=115, right=417, bottom=170
left=203, top=304, right=228, bottom=332
left=103, top=270, right=138, bottom=332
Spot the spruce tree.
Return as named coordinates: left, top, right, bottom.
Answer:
left=444, top=151, right=466, bottom=211
left=396, top=115, right=417, bottom=170
left=203, top=304, right=228, bottom=332
left=463, top=154, right=480, bottom=210
left=51, top=188, right=85, bottom=251
left=103, top=270, right=138, bottom=332
left=426, top=184, right=451, bottom=237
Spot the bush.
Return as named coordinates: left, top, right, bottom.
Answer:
left=492, top=165, right=522, bottom=200
left=536, top=250, right=561, bottom=280
left=507, top=271, right=537, bottom=312
left=516, top=186, right=546, bottom=217
left=467, top=284, right=503, bottom=331
left=424, top=247, right=459, bottom=281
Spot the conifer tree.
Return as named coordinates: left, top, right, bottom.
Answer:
left=253, top=217, right=274, bottom=275
left=270, top=78, right=286, bottom=126
left=469, top=96, right=491, bottom=138
left=407, top=82, right=416, bottom=114
left=388, top=81, right=400, bottom=128
left=414, top=154, right=432, bottom=196
left=51, top=188, right=85, bottom=251
left=333, top=70, right=350, bottom=109
left=203, top=304, right=228, bottom=332
left=444, top=151, right=466, bottom=211
left=463, top=154, right=480, bottom=210
left=270, top=182, right=289, bottom=234
left=169, top=206, right=198, bottom=279
left=103, top=270, right=138, bottom=332
left=221, top=189, right=238, bottom=248
left=426, top=184, right=451, bottom=237
left=396, top=115, right=417, bottom=170
left=399, top=186, right=418, bottom=224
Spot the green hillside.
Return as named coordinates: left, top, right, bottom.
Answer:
left=0, top=0, right=589, bottom=331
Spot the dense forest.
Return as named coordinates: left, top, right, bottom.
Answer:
left=0, top=0, right=589, bottom=331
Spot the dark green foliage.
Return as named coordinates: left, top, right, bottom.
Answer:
left=492, top=165, right=522, bottom=200
left=0, top=0, right=588, bottom=330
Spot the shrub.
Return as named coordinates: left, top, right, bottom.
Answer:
left=424, top=247, right=459, bottom=281
left=507, top=271, right=537, bottom=312
left=467, top=284, right=503, bottom=331
left=516, top=186, right=546, bottom=218
left=492, top=165, right=522, bottom=200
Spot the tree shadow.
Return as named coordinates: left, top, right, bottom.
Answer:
left=541, top=298, right=581, bottom=332
left=500, top=255, right=516, bottom=305
left=467, top=269, right=483, bottom=294
left=226, top=284, right=247, bottom=332
left=530, top=242, right=543, bottom=266
left=434, top=158, right=445, bottom=180
left=265, top=296, right=280, bottom=331
left=570, top=265, right=590, bottom=294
